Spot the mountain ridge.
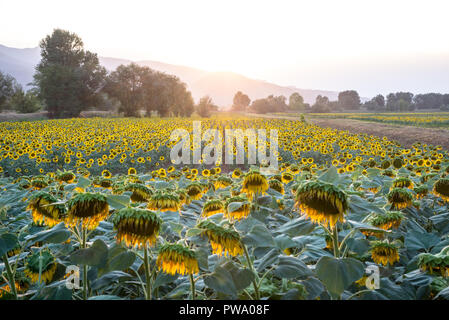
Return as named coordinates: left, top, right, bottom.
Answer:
left=0, top=44, right=342, bottom=106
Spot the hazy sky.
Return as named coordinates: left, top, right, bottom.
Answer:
left=1, top=0, right=449, bottom=97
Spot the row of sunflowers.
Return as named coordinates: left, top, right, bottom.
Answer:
left=0, top=117, right=449, bottom=300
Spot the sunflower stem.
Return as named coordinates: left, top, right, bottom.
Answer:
left=143, top=245, right=152, bottom=300
left=82, top=226, right=88, bottom=300
left=243, top=244, right=260, bottom=300
left=332, top=225, right=340, bottom=258
left=2, top=254, right=17, bottom=300
left=190, top=273, right=196, bottom=300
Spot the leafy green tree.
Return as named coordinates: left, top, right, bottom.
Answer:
left=9, top=87, right=42, bottom=113
left=338, top=90, right=361, bottom=110
left=231, top=91, right=251, bottom=111
left=249, top=95, right=288, bottom=114
left=196, top=96, right=218, bottom=117
left=310, top=95, right=331, bottom=113
left=33, top=29, right=106, bottom=118
left=364, top=94, right=385, bottom=111
left=0, top=71, right=18, bottom=111
left=386, top=92, right=414, bottom=112
left=288, top=92, right=306, bottom=112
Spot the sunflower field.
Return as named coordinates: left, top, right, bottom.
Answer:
left=1, top=117, right=449, bottom=300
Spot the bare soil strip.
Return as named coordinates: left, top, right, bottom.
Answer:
left=245, top=113, right=449, bottom=150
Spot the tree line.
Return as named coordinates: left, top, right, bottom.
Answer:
left=2, top=28, right=449, bottom=117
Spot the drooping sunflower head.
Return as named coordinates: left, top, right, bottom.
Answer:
left=113, top=207, right=162, bottom=248
left=269, top=178, right=284, bottom=194
left=414, top=185, right=429, bottom=199
left=387, top=188, right=413, bottom=210
left=392, top=157, right=404, bottom=169
left=381, top=160, right=391, bottom=169
left=197, top=220, right=243, bottom=256
left=24, top=250, right=57, bottom=283
left=418, top=251, right=449, bottom=277
left=433, top=178, right=449, bottom=201
left=241, top=170, right=268, bottom=198
left=66, top=192, right=109, bottom=230
left=177, top=189, right=191, bottom=206
left=368, top=211, right=404, bottom=230
left=214, top=176, right=233, bottom=189
left=294, top=180, right=348, bottom=227
left=186, top=183, right=204, bottom=200
left=27, top=191, right=66, bottom=227
left=225, top=196, right=251, bottom=220
left=56, top=170, right=76, bottom=184
left=124, top=183, right=153, bottom=203
left=202, top=199, right=224, bottom=217
left=31, top=179, right=48, bottom=190
left=156, top=243, right=199, bottom=276
left=392, top=177, right=414, bottom=190
left=147, top=191, right=181, bottom=212
left=370, top=240, right=400, bottom=266
left=93, top=177, right=113, bottom=189
left=0, top=271, right=29, bottom=298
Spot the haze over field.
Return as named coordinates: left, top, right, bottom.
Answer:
left=1, top=0, right=449, bottom=102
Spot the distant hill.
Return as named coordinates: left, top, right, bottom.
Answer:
left=0, top=44, right=342, bottom=107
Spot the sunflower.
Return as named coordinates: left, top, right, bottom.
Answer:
left=124, top=183, right=153, bottom=202
left=202, top=199, right=225, bottom=217
left=101, top=169, right=112, bottom=179
left=156, top=243, right=199, bottom=276
left=113, top=207, right=162, bottom=248
left=294, top=181, right=348, bottom=227
left=232, top=168, right=242, bottom=179
left=392, top=177, right=414, bottom=189
left=93, top=178, right=112, bottom=189
left=27, top=191, right=66, bottom=227
left=414, top=185, right=429, bottom=199
left=368, top=211, right=404, bottom=230
left=56, top=170, right=76, bottom=183
left=147, top=192, right=181, bottom=212
left=214, top=176, right=233, bottom=189
left=177, top=189, right=191, bottom=206
left=387, top=188, right=413, bottom=209
left=392, top=158, right=404, bottom=169
left=418, top=251, right=449, bottom=277
left=198, top=220, right=243, bottom=256
left=241, top=170, right=268, bottom=199
left=433, top=178, right=449, bottom=201
left=31, top=179, right=48, bottom=190
left=281, top=172, right=294, bottom=184
left=24, top=250, right=57, bottom=283
left=269, top=178, right=284, bottom=194
left=186, top=183, right=204, bottom=200
left=66, top=192, right=109, bottom=230
left=0, top=274, right=29, bottom=299
left=225, top=196, right=251, bottom=220
left=370, top=241, right=400, bottom=266
left=128, top=167, right=137, bottom=175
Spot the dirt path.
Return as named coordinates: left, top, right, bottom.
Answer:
left=245, top=113, right=449, bottom=150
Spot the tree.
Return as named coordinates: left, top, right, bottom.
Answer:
left=386, top=92, right=414, bottom=112
left=310, top=95, right=331, bottom=113
left=0, top=71, right=18, bottom=111
left=33, top=29, right=106, bottom=118
left=231, top=91, right=251, bottom=112
left=338, top=90, right=361, bottom=110
left=364, top=94, right=385, bottom=111
left=288, top=93, right=306, bottom=112
left=196, top=96, right=218, bottom=118
left=249, top=95, right=288, bottom=114
left=9, top=87, right=42, bottom=113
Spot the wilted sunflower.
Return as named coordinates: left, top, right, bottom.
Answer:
left=177, top=189, right=191, bottom=206
left=57, top=170, right=76, bottom=184
left=147, top=191, right=181, bottom=212
left=27, top=191, right=66, bottom=227
left=66, top=192, right=109, bottom=229
left=198, top=220, right=243, bottom=256
left=418, top=250, right=449, bottom=277
left=202, top=199, right=225, bottom=217
left=186, top=183, right=204, bottom=200
left=113, top=207, right=162, bottom=248
left=125, top=183, right=153, bottom=202
left=368, top=211, right=404, bottom=230
left=370, top=240, right=400, bottom=266
left=392, top=177, right=414, bottom=189
left=414, top=185, right=429, bottom=199
left=214, top=176, right=233, bottom=189
left=156, top=243, right=199, bottom=276
left=269, top=178, right=284, bottom=194
left=31, top=179, right=48, bottom=190
left=0, top=272, right=30, bottom=299
left=433, top=178, right=449, bottom=201
left=294, top=181, right=348, bottom=227
left=225, top=196, right=251, bottom=220
left=93, top=178, right=112, bottom=189
left=387, top=188, right=413, bottom=209
left=241, top=170, right=268, bottom=199
left=24, top=250, right=57, bottom=283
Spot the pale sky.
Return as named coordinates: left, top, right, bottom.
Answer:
left=1, top=0, right=449, bottom=97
